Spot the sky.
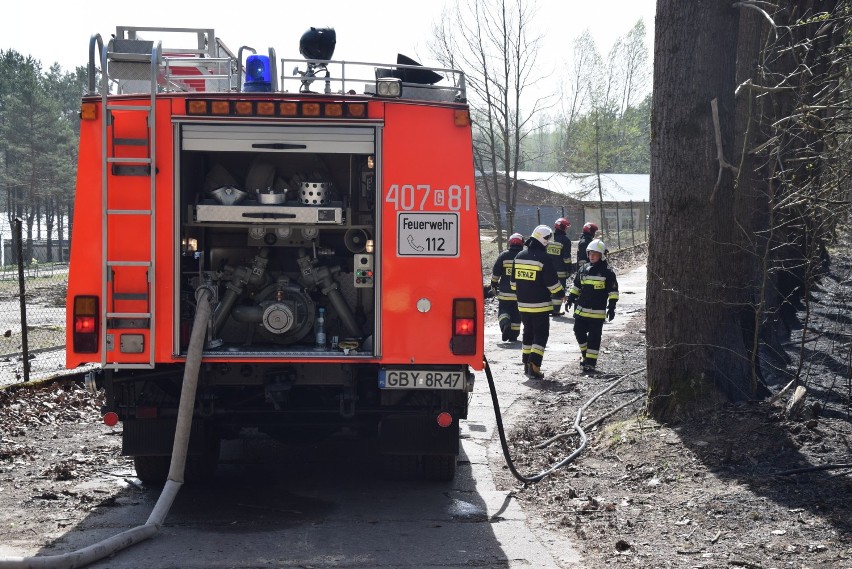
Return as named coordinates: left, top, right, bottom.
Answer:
left=0, top=0, right=655, bottom=240
left=0, top=1, right=656, bottom=81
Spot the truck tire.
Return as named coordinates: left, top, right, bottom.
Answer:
left=381, top=454, right=420, bottom=480
left=185, top=438, right=221, bottom=482
left=422, top=454, right=456, bottom=481
left=133, top=439, right=220, bottom=485
left=133, top=455, right=170, bottom=485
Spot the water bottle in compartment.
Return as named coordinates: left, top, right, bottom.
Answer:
left=315, top=307, right=327, bottom=349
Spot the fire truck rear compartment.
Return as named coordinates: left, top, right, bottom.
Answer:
left=177, top=137, right=377, bottom=357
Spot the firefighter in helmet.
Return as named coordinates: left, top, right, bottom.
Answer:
left=511, top=225, right=563, bottom=379
left=490, top=233, right=525, bottom=342
left=547, top=217, right=573, bottom=316
left=565, top=238, right=619, bottom=374
left=576, top=222, right=599, bottom=270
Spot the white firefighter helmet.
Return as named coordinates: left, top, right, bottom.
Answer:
left=587, top=239, right=607, bottom=257
left=531, top=225, right=553, bottom=247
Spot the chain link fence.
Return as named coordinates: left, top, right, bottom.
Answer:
left=0, top=220, right=73, bottom=387
left=480, top=203, right=650, bottom=246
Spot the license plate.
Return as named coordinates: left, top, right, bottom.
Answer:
left=379, top=369, right=466, bottom=390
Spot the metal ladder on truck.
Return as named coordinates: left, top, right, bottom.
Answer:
left=98, top=35, right=161, bottom=369
left=91, top=28, right=234, bottom=368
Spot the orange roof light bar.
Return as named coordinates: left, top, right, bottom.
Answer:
left=183, top=99, right=373, bottom=119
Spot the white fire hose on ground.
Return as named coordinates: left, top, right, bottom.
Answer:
left=0, top=288, right=214, bottom=569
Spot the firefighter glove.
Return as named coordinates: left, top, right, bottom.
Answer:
left=607, top=308, right=616, bottom=321
left=565, top=295, right=575, bottom=309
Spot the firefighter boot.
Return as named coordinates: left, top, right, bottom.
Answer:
left=499, top=319, right=511, bottom=342
left=526, top=362, right=544, bottom=380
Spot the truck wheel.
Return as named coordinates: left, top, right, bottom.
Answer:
left=422, top=454, right=456, bottom=481
left=133, top=455, right=170, bottom=485
left=133, top=438, right=220, bottom=485
left=185, top=438, right=221, bottom=482
left=381, top=454, right=420, bottom=480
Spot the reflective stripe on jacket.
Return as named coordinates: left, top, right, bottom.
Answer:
left=547, top=230, right=573, bottom=279
left=567, top=260, right=619, bottom=318
left=511, top=241, right=563, bottom=313
left=491, top=245, right=523, bottom=301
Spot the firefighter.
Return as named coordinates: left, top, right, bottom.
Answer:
left=576, top=222, right=599, bottom=270
left=511, top=225, right=563, bottom=379
left=490, top=232, right=525, bottom=342
left=548, top=217, right=573, bottom=316
left=565, top=238, right=619, bottom=374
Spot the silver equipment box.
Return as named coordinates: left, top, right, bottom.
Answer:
left=194, top=203, right=344, bottom=224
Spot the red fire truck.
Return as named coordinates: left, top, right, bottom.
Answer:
left=67, top=26, right=483, bottom=482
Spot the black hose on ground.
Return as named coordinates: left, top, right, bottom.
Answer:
left=484, top=356, right=645, bottom=484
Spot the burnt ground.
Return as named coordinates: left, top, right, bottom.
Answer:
left=0, top=245, right=850, bottom=568
left=485, top=244, right=852, bottom=568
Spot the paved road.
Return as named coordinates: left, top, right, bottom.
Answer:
left=1, top=265, right=647, bottom=569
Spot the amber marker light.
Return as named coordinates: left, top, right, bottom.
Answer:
left=211, top=101, right=230, bottom=115
left=302, top=102, right=321, bottom=116
left=257, top=101, right=276, bottom=116
left=234, top=101, right=253, bottom=115
left=187, top=100, right=208, bottom=115
left=325, top=103, right=343, bottom=117
left=347, top=103, right=366, bottom=118
left=454, top=109, right=471, bottom=127
left=279, top=102, right=298, bottom=116
left=80, top=102, right=97, bottom=120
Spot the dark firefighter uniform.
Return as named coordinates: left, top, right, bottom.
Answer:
left=576, top=231, right=593, bottom=268
left=565, top=257, right=619, bottom=372
left=511, top=234, right=563, bottom=378
left=490, top=241, right=524, bottom=341
left=547, top=229, right=573, bottom=315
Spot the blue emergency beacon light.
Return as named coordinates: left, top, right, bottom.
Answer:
left=243, top=54, right=272, bottom=92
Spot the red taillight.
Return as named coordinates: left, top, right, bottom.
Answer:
left=73, top=295, right=99, bottom=353
left=437, top=412, right=453, bottom=428
left=454, top=319, right=474, bottom=335
left=103, top=412, right=119, bottom=427
left=451, top=298, right=477, bottom=355
left=74, top=316, right=96, bottom=333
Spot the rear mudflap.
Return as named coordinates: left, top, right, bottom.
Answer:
left=378, top=414, right=459, bottom=455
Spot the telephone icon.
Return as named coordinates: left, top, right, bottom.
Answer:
left=407, top=234, right=425, bottom=252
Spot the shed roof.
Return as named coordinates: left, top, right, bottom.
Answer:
left=513, top=172, right=649, bottom=203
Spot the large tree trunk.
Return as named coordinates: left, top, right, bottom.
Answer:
left=731, top=4, right=786, bottom=391
left=647, top=1, right=756, bottom=421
